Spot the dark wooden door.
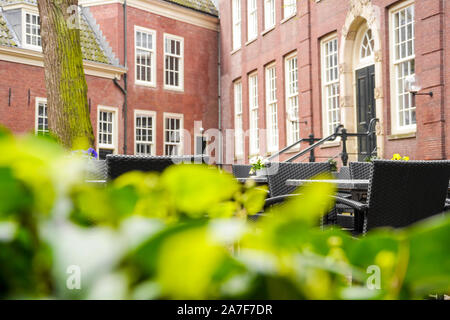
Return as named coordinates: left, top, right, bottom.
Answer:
left=356, top=65, right=376, bottom=161
left=195, top=136, right=207, bottom=155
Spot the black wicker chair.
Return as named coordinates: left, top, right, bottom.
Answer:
left=106, top=155, right=209, bottom=180
left=336, top=166, right=351, bottom=179
left=85, top=160, right=108, bottom=181
left=232, top=164, right=253, bottom=178
left=336, top=160, right=450, bottom=234
left=265, top=162, right=331, bottom=205
left=349, top=162, right=373, bottom=180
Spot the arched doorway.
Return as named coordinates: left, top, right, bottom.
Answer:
left=339, top=1, right=384, bottom=162
left=354, top=26, right=376, bottom=161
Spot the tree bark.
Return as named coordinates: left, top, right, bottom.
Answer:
left=37, top=0, right=94, bottom=149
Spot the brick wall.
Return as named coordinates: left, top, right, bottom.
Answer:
left=220, top=0, right=449, bottom=164
left=0, top=60, right=124, bottom=151
left=89, top=3, right=219, bottom=156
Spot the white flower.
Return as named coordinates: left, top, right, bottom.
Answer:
left=250, top=156, right=264, bottom=165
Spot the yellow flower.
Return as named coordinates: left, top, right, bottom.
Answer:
left=402, top=156, right=409, bottom=161
left=392, top=153, right=402, bottom=160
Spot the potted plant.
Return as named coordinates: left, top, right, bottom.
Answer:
left=249, top=156, right=267, bottom=176
left=392, top=153, right=409, bottom=161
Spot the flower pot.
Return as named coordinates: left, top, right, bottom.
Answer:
left=255, top=168, right=267, bottom=177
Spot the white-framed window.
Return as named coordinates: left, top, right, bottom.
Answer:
left=35, top=98, right=48, bottom=136
left=135, top=110, right=156, bottom=156
left=285, top=53, right=299, bottom=145
left=248, top=73, right=259, bottom=155
left=247, top=0, right=258, bottom=41
left=135, top=26, right=156, bottom=86
left=265, top=64, right=278, bottom=152
left=164, top=113, right=183, bottom=156
left=232, top=0, right=242, bottom=50
left=234, top=81, right=244, bottom=157
left=390, top=2, right=416, bottom=131
left=164, top=34, right=184, bottom=90
left=264, top=0, right=276, bottom=30
left=360, top=29, right=375, bottom=60
left=23, top=11, right=41, bottom=50
left=97, top=106, right=118, bottom=157
left=283, top=0, right=297, bottom=19
left=321, top=36, right=340, bottom=136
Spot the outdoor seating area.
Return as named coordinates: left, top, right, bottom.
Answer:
left=233, top=160, right=450, bottom=234
left=1, top=133, right=449, bottom=301
left=88, top=155, right=450, bottom=236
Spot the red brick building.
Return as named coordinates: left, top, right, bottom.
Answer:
left=0, top=0, right=219, bottom=159
left=219, top=0, right=450, bottom=165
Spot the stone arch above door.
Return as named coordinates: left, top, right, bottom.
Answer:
left=339, top=0, right=384, bottom=160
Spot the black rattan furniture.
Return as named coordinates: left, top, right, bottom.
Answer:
left=85, top=160, right=107, bottom=181
left=232, top=164, right=253, bottom=178
left=106, top=155, right=209, bottom=180
left=336, top=166, right=351, bottom=179
left=349, top=162, right=373, bottom=180
left=336, top=160, right=450, bottom=234
left=265, top=162, right=331, bottom=202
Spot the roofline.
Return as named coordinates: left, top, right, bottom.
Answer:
left=79, top=0, right=219, bottom=31
left=161, top=0, right=218, bottom=18
left=0, top=45, right=127, bottom=79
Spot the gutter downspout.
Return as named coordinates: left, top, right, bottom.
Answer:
left=114, top=0, right=128, bottom=155
left=307, top=0, right=313, bottom=141
left=123, top=0, right=128, bottom=154
left=218, top=27, right=222, bottom=168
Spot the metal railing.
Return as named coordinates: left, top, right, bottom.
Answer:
left=265, top=118, right=379, bottom=166
left=266, top=134, right=321, bottom=162
left=285, top=125, right=344, bottom=163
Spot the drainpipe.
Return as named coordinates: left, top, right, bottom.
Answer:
left=114, top=0, right=128, bottom=154
left=307, top=0, right=313, bottom=138
left=217, top=28, right=222, bottom=167
left=123, top=0, right=128, bottom=154
left=441, top=0, right=446, bottom=159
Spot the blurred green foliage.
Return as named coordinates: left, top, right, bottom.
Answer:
left=0, top=133, right=449, bottom=299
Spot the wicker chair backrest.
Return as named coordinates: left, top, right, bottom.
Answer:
left=232, top=164, right=252, bottom=178
left=85, top=160, right=107, bottom=180
left=336, top=166, right=351, bottom=180
left=106, top=155, right=209, bottom=180
left=366, top=160, right=450, bottom=231
left=349, top=162, right=373, bottom=179
left=267, top=162, right=331, bottom=198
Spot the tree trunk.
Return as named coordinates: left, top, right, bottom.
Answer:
left=37, top=0, right=94, bottom=149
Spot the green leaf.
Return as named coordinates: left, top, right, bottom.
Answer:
left=0, top=167, right=33, bottom=216
left=267, top=175, right=336, bottom=225
left=241, top=185, right=268, bottom=215
left=402, top=214, right=450, bottom=296
left=160, top=164, right=240, bottom=217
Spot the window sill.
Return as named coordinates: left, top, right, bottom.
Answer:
left=320, top=141, right=341, bottom=149
left=261, top=26, right=275, bottom=36
left=230, top=47, right=241, bottom=55
left=265, top=150, right=278, bottom=157
left=245, top=38, right=257, bottom=46
left=284, top=146, right=300, bottom=154
left=387, top=132, right=416, bottom=140
left=135, top=81, right=156, bottom=88
left=164, top=85, right=184, bottom=93
left=23, top=45, right=42, bottom=52
left=280, top=13, right=297, bottom=25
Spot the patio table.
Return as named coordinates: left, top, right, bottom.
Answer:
left=237, top=176, right=268, bottom=184
left=287, top=178, right=450, bottom=202
left=85, top=180, right=107, bottom=186
left=286, top=179, right=369, bottom=191
left=286, top=178, right=370, bottom=202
